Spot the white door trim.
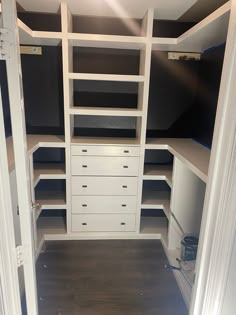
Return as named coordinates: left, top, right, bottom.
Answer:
left=191, top=1, right=236, bottom=314
left=0, top=85, right=22, bottom=314
left=1, top=0, right=38, bottom=314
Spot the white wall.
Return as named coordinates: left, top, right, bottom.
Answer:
left=221, top=233, right=236, bottom=315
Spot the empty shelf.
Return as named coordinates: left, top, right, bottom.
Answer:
left=145, top=138, right=210, bottom=183
left=143, top=164, right=172, bottom=187
left=27, top=134, right=65, bottom=155
left=71, top=136, right=140, bottom=146
left=37, top=216, right=66, bottom=247
left=34, top=163, right=66, bottom=187
left=142, top=190, right=171, bottom=220
left=18, top=18, right=62, bottom=46
left=35, top=190, right=66, bottom=211
left=68, top=33, right=146, bottom=49
left=68, top=73, right=145, bottom=82
left=140, top=217, right=168, bottom=236
left=70, top=107, right=142, bottom=117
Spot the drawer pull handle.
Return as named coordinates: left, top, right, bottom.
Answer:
left=82, top=185, right=87, bottom=188
left=122, top=204, right=127, bottom=207
left=121, top=222, right=126, bottom=226
left=123, top=165, right=128, bottom=168
left=82, top=204, right=87, bottom=207
left=82, top=149, right=87, bottom=153
left=124, top=150, right=129, bottom=153
left=122, top=185, right=128, bottom=189
left=82, top=223, right=87, bottom=226
left=82, top=165, right=88, bottom=168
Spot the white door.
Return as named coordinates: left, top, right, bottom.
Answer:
left=0, top=0, right=38, bottom=314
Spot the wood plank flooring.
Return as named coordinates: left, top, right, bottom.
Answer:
left=36, top=240, right=188, bottom=315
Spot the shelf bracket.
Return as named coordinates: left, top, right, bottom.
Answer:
left=16, top=245, right=24, bottom=268
left=0, top=28, right=12, bottom=60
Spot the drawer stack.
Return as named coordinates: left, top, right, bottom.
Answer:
left=71, top=145, right=140, bottom=232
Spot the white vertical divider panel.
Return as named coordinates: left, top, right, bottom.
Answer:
left=135, top=9, right=153, bottom=232
left=61, top=0, right=73, bottom=233
left=0, top=81, right=22, bottom=314
left=1, top=0, right=38, bottom=313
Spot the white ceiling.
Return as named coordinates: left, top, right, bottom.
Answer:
left=17, top=0, right=198, bottom=20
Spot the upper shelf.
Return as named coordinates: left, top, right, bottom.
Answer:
left=7, top=135, right=65, bottom=173
left=152, top=2, right=231, bottom=53
left=18, top=19, right=62, bottom=46
left=13, top=1, right=230, bottom=52
left=68, top=33, right=146, bottom=50
left=145, top=138, right=210, bottom=183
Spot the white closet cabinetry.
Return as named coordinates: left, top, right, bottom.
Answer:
left=71, top=145, right=140, bottom=232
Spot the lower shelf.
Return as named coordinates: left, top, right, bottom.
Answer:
left=37, top=216, right=66, bottom=247
left=140, top=216, right=168, bottom=236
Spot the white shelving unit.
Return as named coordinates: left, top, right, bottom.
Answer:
left=141, top=190, right=171, bottom=220
left=4, top=0, right=231, bottom=309
left=34, top=163, right=66, bottom=187
left=143, top=164, right=173, bottom=187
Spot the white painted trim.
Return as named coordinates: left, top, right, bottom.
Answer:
left=0, top=69, right=22, bottom=314
left=2, top=0, right=38, bottom=313
left=190, top=1, right=236, bottom=314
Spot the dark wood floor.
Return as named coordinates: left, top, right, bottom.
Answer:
left=36, top=240, right=188, bottom=315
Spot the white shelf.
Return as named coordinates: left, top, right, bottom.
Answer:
left=27, top=134, right=65, bottom=155
left=34, top=163, right=66, bottom=187
left=71, top=136, right=140, bottom=146
left=69, top=107, right=142, bottom=117
left=68, top=33, right=146, bottom=49
left=145, top=138, right=210, bottom=183
left=140, top=217, right=168, bottom=235
left=37, top=216, right=66, bottom=247
left=143, top=164, right=173, bottom=188
left=35, top=190, right=66, bottom=220
left=6, top=135, right=66, bottom=172
left=142, top=190, right=171, bottom=220
left=68, top=73, right=145, bottom=82
left=17, top=18, right=62, bottom=46
left=152, top=37, right=177, bottom=51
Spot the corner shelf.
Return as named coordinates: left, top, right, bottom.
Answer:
left=145, top=138, right=210, bottom=183
left=69, top=106, right=143, bottom=117
left=140, top=216, right=168, bottom=236
left=141, top=190, right=171, bottom=220
left=35, top=190, right=67, bottom=220
left=37, top=216, right=66, bottom=247
left=143, top=164, right=172, bottom=188
left=151, top=2, right=230, bottom=53
left=34, top=163, right=66, bottom=187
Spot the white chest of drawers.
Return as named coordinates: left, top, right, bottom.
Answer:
left=70, top=144, right=140, bottom=233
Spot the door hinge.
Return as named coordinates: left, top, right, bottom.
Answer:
left=16, top=245, right=24, bottom=268
left=0, top=28, right=12, bottom=60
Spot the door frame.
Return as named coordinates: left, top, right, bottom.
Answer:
left=1, top=0, right=236, bottom=315
left=0, top=87, right=22, bottom=314
left=1, top=0, right=38, bottom=314
left=190, top=0, right=236, bottom=314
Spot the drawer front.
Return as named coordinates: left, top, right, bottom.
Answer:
left=72, top=176, right=138, bottom=196
left=71, top=156, right=139, bottom=176
left=72, top=214, right=136, bottom=232
left=72, top=196, right=137, bottom=214
left=71, top=145, right=140, bottom=157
